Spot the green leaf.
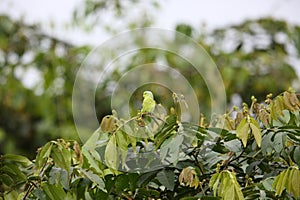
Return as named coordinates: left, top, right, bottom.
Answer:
left=293, top=147, right=300, bottom=166
left=261, top=132, right=273, bottom=155
left=49, top=167, right=69, bottom=189
left=65, top=192, right=77, bottom=200
left=286, top=168, right=293, bottom=194
left=160, top=134, right=184, bottom=165
left=290, top=168, right=300, bottom=197
left=115, top=130, right=128, bottom=151
left=223, top=184, right=234, bottom=200
left=260, top=177, right=274, bottom=191
left=81, top=148, right=103, bottom=174
left=209, top=172, right=221, bottom=196
left=209, top=170, right=244, bottom=199
left=273, top=168, right=290, bottom=196
left=2, top=154, right=32, bottom=166
left=115, top=130, right=129, bottom=167
left=209, top=172, right=219, bottom=188
left=154, top=122, right=177, bottom=149
left=156, top=169, right=175, bottom=191
left=279, top=110, right=291, bottom=123
left=115, top=173, right=139, bottom=193
left=3, top=190, right=20, bottom=200
left=236, top=118, right=249, bottom=147
left=137, top=171, right=158, bottom=187
left=51, top=145, right=71, bottom=173
left=80, top=169, right=107, bottom=192
left=272, top=132, right=286, bottom=153
left=35, top=142, right=53, bottom=170
left=1, top=164, right=27, bottom=181
left=41, top=142, right=53, bottom=159
left=42, top=183, right=67, bottom=200
left=83, top=128, right=102, bottom=150
left=219, top=172, right=230, bottom=197
left=115, top=174, right=129, bottom=193
left=0, top=173, right=14, bottom=186
left=273, top=167, right=300, bottom=197
left=136, top=188, right=160, bottom=198
left=105, top=134, right=119, bottom=169
left=249, top=118, right=262, bottom=147
left=228, top=171, right=244, bottom=200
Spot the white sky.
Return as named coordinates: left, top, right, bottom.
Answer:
left=159, top=0, right=300, bottom=28
left=1, top=0, right=300, bottom=45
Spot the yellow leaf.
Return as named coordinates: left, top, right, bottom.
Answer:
left=273, top=168, right=290, bottom=196
left=236, top=118, right=250, bottom=147
left=250, top=118, right=262, bottom=148
left=258, top=109, right=271, bottom=127
left=286, top=168, right=294, bottom=193
left=273, top=167, right=300, bottom=197
left=270, top=96, right=285, bottom=120
left=283, top=91, right=300, bottom=112
left=291, top=168, right=300, bottom=197
left=179, top=167, right=200, bottom=189
left=100, top=115, right=117, bottom=133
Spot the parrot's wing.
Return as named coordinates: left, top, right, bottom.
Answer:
left=141, top=97, right=156, bottom=113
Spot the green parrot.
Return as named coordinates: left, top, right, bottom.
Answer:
left=141, top=91, right=156, bottom=113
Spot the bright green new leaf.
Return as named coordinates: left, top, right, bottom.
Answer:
left=115, top=130, right=129, bottom=167
left=209, top=170, right=244, bottom=200
left=273, top=167, right=300, bottom=197
left=35, top=142, right=53, bottom=170
left=51, top=145, right=71, bottom=173
left=209, top=173, right=221, bottom=196
left=81, top=148, right=103, bottom=174
left=105, top=134, right=119, bottom=170
left=236, top=117, right=262, bottom=148
left=115, top=130, right=129, bottom=151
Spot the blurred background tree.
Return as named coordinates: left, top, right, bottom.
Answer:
left=0, top=15, right=89, bottom=157
left=0, top=0, right=299, bottom=157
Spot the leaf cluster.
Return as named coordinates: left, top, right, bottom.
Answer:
left=1, top=90, right=300, bottom=199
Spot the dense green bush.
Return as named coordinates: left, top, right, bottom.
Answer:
left=1, top=89, right=300, bottom=199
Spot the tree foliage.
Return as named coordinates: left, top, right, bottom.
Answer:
left=1, top=1, right=300, bottom=198
left=1, top=90, right=300, bottom=199
left=1, top=13, right=300, bottom=156
left=206, top=18, right=300, bottom=102
left=0, top=15, right=90, bottom=156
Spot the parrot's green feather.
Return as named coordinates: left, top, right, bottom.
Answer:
left=141, top=91, right=156, bottom=113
